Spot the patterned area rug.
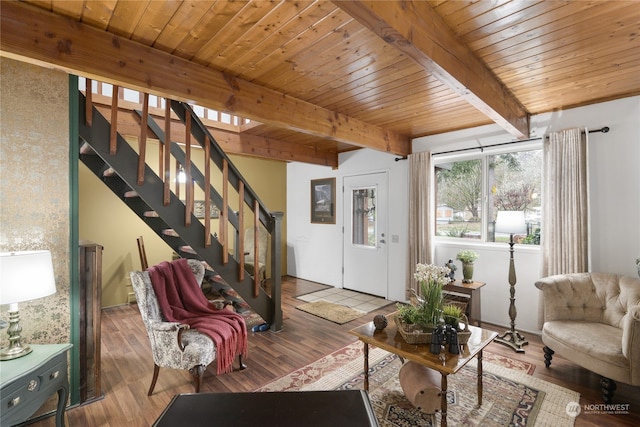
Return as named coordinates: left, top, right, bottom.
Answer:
left=258, top=341, right=579, bottom=427
left=296, top=301, right=366, bottom=324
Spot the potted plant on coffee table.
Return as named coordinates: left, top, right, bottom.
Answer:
left=394, top=263, right=451, bottom=343
left=442, top=303, right=464, bottom=330
left=396, top=303, right=420, bottom=331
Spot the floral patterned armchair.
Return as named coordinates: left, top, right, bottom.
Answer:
left=130, top=259, right=215, bottom=395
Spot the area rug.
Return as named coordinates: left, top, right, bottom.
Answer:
left=296, top=301, right=366, bottom=324
left=297, top=288, right=392, bottom=313
left=258, top=341, right=579, bottom=426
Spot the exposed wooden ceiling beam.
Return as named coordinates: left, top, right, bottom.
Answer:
left=90, top=100, right=339, bottom=168
left=0, top=1, right=410, bottom=158
left=334, top=0, right=530, bottom=139
left=211, top=130, right=339, bottom=168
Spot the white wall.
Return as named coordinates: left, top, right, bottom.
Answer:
left=286, top=150, right=409, bottom=302
left=287, top=96, right=640, bottom=333
left=287, top=162, right=343, bottom=287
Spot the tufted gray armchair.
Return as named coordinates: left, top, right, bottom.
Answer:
left=130, top=259, right=215, bottom=395
left=536, top=272, right=640, bottom=403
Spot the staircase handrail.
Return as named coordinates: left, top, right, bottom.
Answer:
left=79, top=82, right=282, bottom=330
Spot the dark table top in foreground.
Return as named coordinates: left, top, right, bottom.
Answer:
left=153, top=390, right=379, bottom=427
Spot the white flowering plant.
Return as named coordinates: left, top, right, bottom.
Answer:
left=409, top=263, right=451, bottom=328
left=414, top=263, right=452, bottom=287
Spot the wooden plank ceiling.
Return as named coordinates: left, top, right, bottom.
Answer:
left=2, top=0, right=639, bottom=167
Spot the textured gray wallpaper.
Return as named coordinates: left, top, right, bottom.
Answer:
left=0, top=58, right=71, bottom=345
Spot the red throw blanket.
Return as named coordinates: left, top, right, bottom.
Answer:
left=148, top=259, right=248, bottom=374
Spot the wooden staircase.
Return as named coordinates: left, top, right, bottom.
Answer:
left=77, top=84, right=283, bottom=331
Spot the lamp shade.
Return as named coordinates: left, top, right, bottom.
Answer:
left=495, top=211, right=526, bottom=234
left=0, top=250, right=56, bottom=305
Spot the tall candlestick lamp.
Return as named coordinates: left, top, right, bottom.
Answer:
left=0, top=250, right=57, bottom=360
left=494, top=211, right=529, bottom=353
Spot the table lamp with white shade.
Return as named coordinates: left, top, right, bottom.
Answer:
left=0, top=250, right=57, bottom=360
left=494, top=211, right=529, bottom=353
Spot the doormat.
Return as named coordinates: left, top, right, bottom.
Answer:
left=296, top=301, right=366, bottom=324
left=297, top=288, right=392, bottom=313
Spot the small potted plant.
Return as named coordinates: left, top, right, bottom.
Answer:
left=456, top=250, right=479, bottom=283
left=411, top=263, right=451, bottom=329
left=395, top=263, right=451, bottom=339
left=394, top=263, right=472, bottom=345
left=442, top=304, right=463, bottom=329
left=396, top=303, right=419, bottom=327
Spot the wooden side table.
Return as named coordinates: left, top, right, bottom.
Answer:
left=443, top=280, right=486, bottom=326
left=0, top=343, right=72, bottom=427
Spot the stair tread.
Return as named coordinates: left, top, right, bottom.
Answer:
left=124, top=190, right=139, bottom=198
left=144, top=211, right=159, bottom=218
left=103, top=167, right=116, bottom=177
left=162, top=229, right=179, bottom=237
left=79, top=142, right=96, bottom=155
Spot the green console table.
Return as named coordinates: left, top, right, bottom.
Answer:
left=0, top=343, right=72, bottom=427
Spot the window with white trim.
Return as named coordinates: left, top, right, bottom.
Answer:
left=434, top=146, right=542, bottom=245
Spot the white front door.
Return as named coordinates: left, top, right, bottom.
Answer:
left=342, top=172, right=388, bottom=298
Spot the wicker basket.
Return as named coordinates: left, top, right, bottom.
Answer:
left=394, top=314, right=471, bottom=345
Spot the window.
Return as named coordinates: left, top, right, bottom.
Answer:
left=352, top=187, right=377, bottom=247
left=434, top=147, right=542, bottom=245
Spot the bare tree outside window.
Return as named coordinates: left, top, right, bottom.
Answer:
left=436, top=160, right=482, bottom=238
left=435, top=149, right=542, bottom=244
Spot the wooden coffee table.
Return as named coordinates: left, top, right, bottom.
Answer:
left=349, top=316, right=497, bottom=427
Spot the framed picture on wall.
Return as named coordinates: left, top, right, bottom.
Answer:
left=310, top=178, right=336, bottom=224
left=193, top=200, right=220, bottom=219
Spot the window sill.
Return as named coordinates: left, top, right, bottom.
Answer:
left=433, top=238, right=541, bottom=253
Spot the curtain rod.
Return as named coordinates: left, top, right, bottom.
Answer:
left=544, top=126, right=609, bottom=138
left=429, top=126, right=610, bottom=156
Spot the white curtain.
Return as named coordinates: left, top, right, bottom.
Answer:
left=541, top=127, right=590, bottom=277
left=408, top=151, right=432, bottom=296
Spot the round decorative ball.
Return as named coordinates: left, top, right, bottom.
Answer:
left=373, top=314, right=388, bottom=330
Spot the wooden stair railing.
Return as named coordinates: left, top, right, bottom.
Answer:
left=167, top=100, right=277, bottom=295
left=78, top=82, right=282, bottom=330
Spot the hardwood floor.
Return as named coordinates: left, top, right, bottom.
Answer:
left=29, top=276, right=638, bottom=426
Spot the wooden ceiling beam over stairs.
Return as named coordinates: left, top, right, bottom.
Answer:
left=89, top=96, right=338, bottom=168
left=334, top=0, right=530, bottom=139
left=0, top=1, right=410, bottom=162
